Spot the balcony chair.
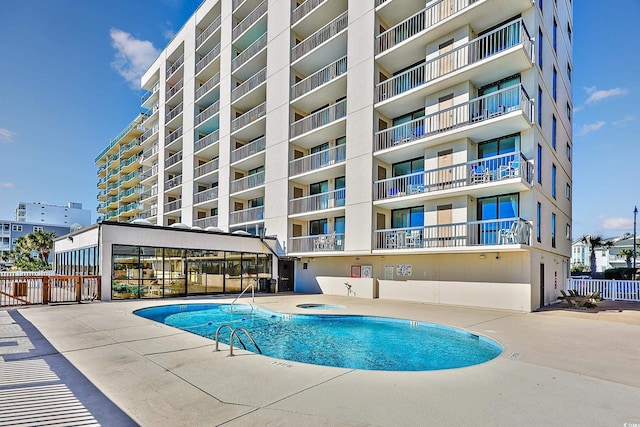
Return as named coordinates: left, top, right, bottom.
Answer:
left=499, top=221, right=520, bottom=244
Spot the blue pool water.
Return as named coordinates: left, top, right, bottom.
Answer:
left=134, top=304, right=502, bottom=371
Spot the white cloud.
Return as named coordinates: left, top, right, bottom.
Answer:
left=110, top=29, right=160, bottom=89
left=0, top=182, right=15, bottom=188
left=612, top=115, right=636, bottom=126
left=577, top=121, right=605, bottom=136
left=602, top=217, right=634, bottom=231
left=0, top=128, right=15, bottom=142
left=584, top=87, right=628, bottom=104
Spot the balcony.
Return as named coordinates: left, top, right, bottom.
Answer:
left=196, top=15, right=221, bottom=48
left=165, top=151, right=183, bottom=169
left=194, top=187, right=219, bottom=204
left=123, top=202, right=143, bottom=215
left=196, top=43, right=221, bottom=75
left=230, top=171, right=265, bottom=194
left=195, top=72, right=220, bottom=100
left=119, top=170, right=140, bottom=187
left=291, top=11, right=347, bottom=74
left=166, top=79, right=184, bottom=101
left=194, top=215, right=219, bottom=228
left=292, top=0, right=327, bottom=26
left=120, top=154, right=141, bottom=174
left=291, top=56, right=347, bottom=111
left=230, top=206, right=264, bottom=225
left=166, top=102, right=183, bottom=124
left=289, top=233, right=345, bottom=253
left=231, top=67, right=267, bottom=108
left=232, top=32, right=267, bottom=73
left=140, top=166, right=158, bottom=182
left=166, top=55, right=184, bottom=80
left=165, top=175, right=183, bottom=190
left=165, top=199, right=182, bottom=213
left=195, top=101, right=220, bottom=126
left=374, top=152, right=533, bottom=207
left=373, top=218, right=531, bottom=251
left=231, top=102, right=266, bottom=135
left=141, top=81, right=160, bottom=108
left=140, top=207, right=157, bottom=220
left=194, top=158, right=219, bottom=178
left=232, top=0, right=267, bottom=41
left=140, top=124, right=159, bottom=144
left=140, top=187, right=158, bottom=201
left=374, top=85, right=533, bottom=158
left=289, top=144, right=346, bottom=178
left=165, top=127, right=183, bottom=147
left=142, top=143, right=159, bottom=163
left=375, top=19, right=532, bottom=116
left=195, top=130, right=220, bottom=152
left=231, top=136, right=265, bottom=164
left=290, top=98, right=346, bottom=146
left=289, top=188, right=345, bottom=216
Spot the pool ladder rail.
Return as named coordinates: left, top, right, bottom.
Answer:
left=214, top=323, right=262, bottom=356
left=230, top=283, right=255, bottom=311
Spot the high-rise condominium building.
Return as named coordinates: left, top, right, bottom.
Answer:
left=96, top=0, right=573, bottom=311
left=14, top=201, right=91, bottom=226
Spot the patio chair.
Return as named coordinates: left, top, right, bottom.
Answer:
left=499, top=221, right=519, bottom=244
left=470, top=165, right=487, bottom=184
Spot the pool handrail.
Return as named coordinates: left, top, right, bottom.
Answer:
left=229, top=327, right=262, bottom=356
left=230, top=283, right=255, bottom=309
left=214, top=324, right=234, bottom=352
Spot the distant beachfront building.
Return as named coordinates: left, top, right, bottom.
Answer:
left=0, top=220, right=71, bottom=268
left=14, top=201, right=91, bottom=227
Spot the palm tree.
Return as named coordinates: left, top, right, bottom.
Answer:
left=0, top=236, right=34, bottom=267
left=26, top=230, right=57, bottom=263
left=619, top=248, right=634, bottom=268
left=581, top=234, right=613, bottom=276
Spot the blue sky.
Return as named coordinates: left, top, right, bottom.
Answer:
left=0, top=1, right=638, bottom=239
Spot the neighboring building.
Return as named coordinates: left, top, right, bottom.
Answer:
left=608, top=235, right=639, bottom=269
left=572, top=235, right=639, bottom=273
left=0, top=220, right=71, bottom=268
left=15, top=201, right=92, bottom=226
left=96, top=0, right=573, bottom=311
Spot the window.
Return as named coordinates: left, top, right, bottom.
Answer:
left=478, top=134, right=519, bottom=158
left=537, top=86, right=543, bottom=126
left=33, top=226, right=43, bottom=232
left=538, top=0, right=543, bottom=13
left=566, top=102, right=572, bottom=121
left=552, top=115, right=557, bottom=149
left=309, top=219, right=328, bottom=235
left=552, top=67, right=557, bottom=101
left=538, top=28, right=543, bottom=69
left=566, top=183, right=571, bottom=200
left=567, top=62, right=572, bottom=81
left=567, top=23, right=572, bottom=43
left=536, top=202, right=542, bottom=242
left=11, top=224, right=22, bottom=232
left=566, top=223, right=571, bottom=240
left=553, top=18, right=558, bottom=52
left=551, top=164, right=557, bottom=198
left=537, top=144, right=542, bottom=184
left=477, top=193, right=519, bottom=245
left=391, top=206, right=424, bottom=228
left=566, top=142, right=571, bottom=161
left=551, top=213, right=556, bottom=248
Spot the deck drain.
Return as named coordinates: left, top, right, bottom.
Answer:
left=510, top=352, right=521, bottom=359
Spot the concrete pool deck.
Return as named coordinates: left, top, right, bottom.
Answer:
left=3, top=295, right=640, bottom=426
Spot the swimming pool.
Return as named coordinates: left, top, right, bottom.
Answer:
left=134, top=304, right=502, bottom=371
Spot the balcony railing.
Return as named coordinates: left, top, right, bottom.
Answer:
left=140, top=166, right=158, bottom=181
left=232, top=67, right=267, bottom=102
left=194, top=187, right=219, bottom=204
left=289, top=144, right=346, bottom=176
left=166, top=55, right=184, bottom=78
left=291, top=11, right=348, bottom=62
left=230, top=206, right=264, bottom=224
left=232, top=33, right=267, bottom=71
left=196, top=43, right=221, bottom=74
left=196, top=15, right=221, bottom=47
left=195, top=101, right=220, bottom=125
left=165, top=199, right=182, bottom=212
left=123, top=202, right=143, bottom=213
left=120, top=155, right=140, bottom=169
left=140, top=207, right=157, bottom=219
left=193, top=215, right=219, bottom=228
left=119, top=170, right=139, bottom=185
left=292, top=0, right=327, bottom=24
left=166, top=103, right=183, bottom=122
left=374, top=85, right=532, bottom=151
left=194, top=158, right=219, bottom=177
left=195, top=130, right=220, bottom=152
left=374, top=218, right=532, bottom=250
left=142, top=143, right=158, bottom=159
left=233, top=0, right=267, bottom=40
left=232, top=0, right=244, bottom=11
left=289, top=233, right=345, bottom=253
left=374, top=152, right=532, bottom=200
left=291, top=56, right=347, bottom=100
left=119, top=139, right=140, bottom=155
left=289, top=188, right=345, bottom=215
left=165, top=175, right=182, bottom=190
left=165, top=127, right=183, bottom=146
left=375, top=0, right=388, bottom=6
left=231, top=102, right=266, bottom=132
left=141, top=81, right=160, bottom=103
left=230, top=171, right=265, bottom=193
left=140, top=187, right=158, bottom=200
left=290, top=98, right=346, bottom=138
left=140, top=124, right=159, bottom=143
left=165, top=151, right=183, bottom=168
left=231, top=136, right=266, bottom=163
left=166, top=79, right=184, bottom=99
left=376, top=0, right=480, bottom=54
left=376, top=19, right=530, bottom=102
left=195, top=72, right=220, bottom=99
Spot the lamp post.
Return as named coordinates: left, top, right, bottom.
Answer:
left=634, top=206, right=638, bottom=281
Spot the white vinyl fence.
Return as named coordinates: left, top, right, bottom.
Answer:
left=566, top=278, right=640, bottom=302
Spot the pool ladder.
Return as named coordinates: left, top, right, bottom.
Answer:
left=214, top=323, right=262, bottom=356
left=230, top=283, right=255, bottom=311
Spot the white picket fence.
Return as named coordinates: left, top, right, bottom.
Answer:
left=566, top=278, right=640, bottom=302
left=0, top=271, right=54, bottom=277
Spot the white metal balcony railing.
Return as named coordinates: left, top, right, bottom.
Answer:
left=194, top=187, right=219, bottom=204
left=196, top=15, right=221, bottom=48
left=233, top=0, right=267, bottom=40
left=166, top=55, right=184, bottom=78
left=231, top=102, right=266, bottom=132
left=289, top=233, right=345, bottom=253
left=376, top=19, right=531, bottom=102
left=166, top=79, right=184, bottom=99
left=231, top=136, right=266, bottom=163
left=166, top=103, right=183, bottom=122
left=165, top=127, right=183, bottom=146
left=374, top=85, right=532, bottom=151
left=140, top=187, right=158, bottom=200
left=140, top=124, right=159, bottom=143
left=195, top=101, right=220, bottom=125
left=290, top=98, right=346, bottom=138
left=140, top=207, right=158, bottom=219
left=374, top=152, right=533, bottom=200
left=196, top=43, right=222, bottom=74
left=194, top=158, right=219, bottom=177
left=165, top=151, right=183, bottom=168
left=376, top=0, right=480, bottom=54
left=141, top=81, right=160, bottom=103
left=375, top=0, right=388, bottom=7
left=289, top=188, right=345, bottom=215
left=165, top=199, right=182, bottom=212
left=230, top=205, right=264, bottom=224
left=165, top=175, right=183, bottom=190
left=193, top=215, right=219, bottom=228
left=292, top=0, right=327, bottom=24
left=292, top=11, right=348, bottom=62
left=140, top=166, right=158, bottom=181
left=195, top=130, right=220, bottom=151
left=230, top=171, right=265, bottom=193
left=195, top=72, right=220, bottom=99
left=289, top=144, right=346, bottom=176
left=142, top=143, right=158, bottom=159
left=232, top=67, right=267, bottom=102
left=232, top=0, right=243, bottom=11
left=291, top=56, right=347, bottom=100
left=374, top=218, right=532, bottom=250
left=232, top=33, right=267, bottom=71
